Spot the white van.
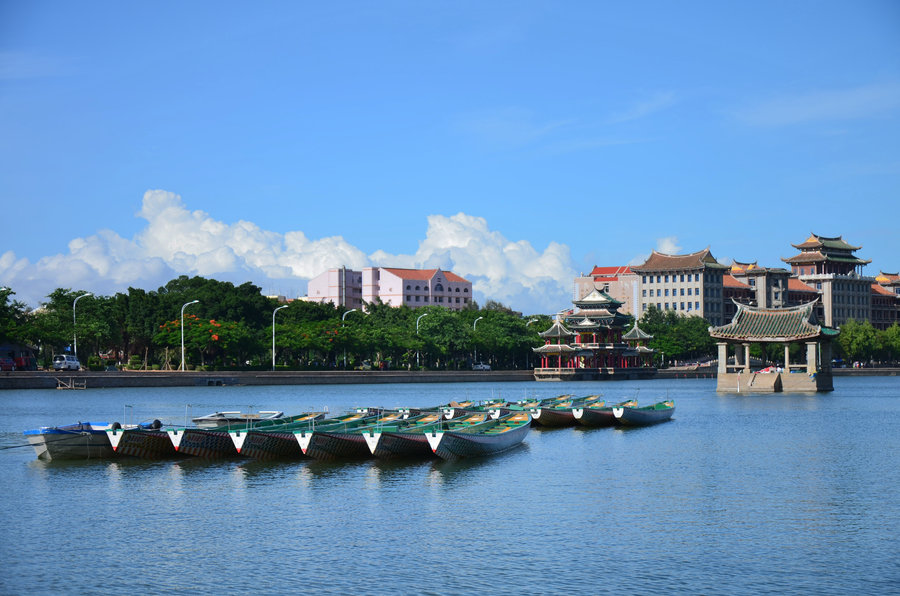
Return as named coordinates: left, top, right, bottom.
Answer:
left=53, top=355, right=81, bottom=371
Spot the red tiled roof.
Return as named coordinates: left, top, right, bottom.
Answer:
left=723, top=274, right=751, bottom=289
left=590, top=266, right=633, bottom=276
left=381, top=268, right=469, bottom=283
left=788, top=278, right=818, bottom=293
left=872, top=284, right=895, bottom=297
left=876, top=271, right=900, bottom=284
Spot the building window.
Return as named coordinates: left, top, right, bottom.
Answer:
left=642, top=303, right=647, bottom=311
left=656, top=275, right=661, bottom=283
left=435, top=283, right=444, bottom=292
left=464, top=288, right=469, bottom=293
left=687, top=288, right=692, bottom=296
left=455, top=288, right=460, bottom=292
left=681, top=302, right=685, bottom=310
left=642, top=289, right=647, bottom=297
left=680, top=288, right=684, bottom=296
left=695, top=301, right=700, bottom=309
left=664, top=289, right=669, bottom=296
left=415, top=296, right=420, bottom=302
left=406, top=285, right=411, bottom=290
left=695, top=274, right=700, bottom=282
left=415, top=285, right=420, bottom=291
left=665, top=302, right=669, bottom=310
left=424, top=296, right=429, bottom=302
left=665, top=275, right=669, bottom=283
left=642, top=276, right=647, bottom=283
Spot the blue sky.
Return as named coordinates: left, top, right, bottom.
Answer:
left=2, top=1, right=898, bottom=314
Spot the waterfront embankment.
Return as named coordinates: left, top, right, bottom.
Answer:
left=0, top=369, right=535, bottom=390
left=1, top=366, right=895, bottom=390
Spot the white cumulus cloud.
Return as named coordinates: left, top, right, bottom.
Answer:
left=371, top=212, right=575, bottom=313
left=0, top=191, right=574, bottom=315
left=629, top=236, right=683, bottom=265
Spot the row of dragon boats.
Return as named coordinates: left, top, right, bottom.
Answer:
left=23, top=394, right=675, bottom=462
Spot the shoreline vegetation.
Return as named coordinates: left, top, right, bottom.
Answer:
left=2, top=277, right=898, bottom=378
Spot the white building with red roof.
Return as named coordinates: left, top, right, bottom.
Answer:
left=305, top=266, right=473, bottom=310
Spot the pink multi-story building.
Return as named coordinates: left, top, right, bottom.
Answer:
left=305, top=267, right=473, bottom=310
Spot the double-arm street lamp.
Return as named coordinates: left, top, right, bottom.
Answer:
left=473, top=316, right=484, bottom=365
left=180, top=300, right=200, bottom=371
left=73, top=292, right=92, bottom=361
left=272, top=304, right=289, bottom=371
left=416, top=312, right=429, bottom=369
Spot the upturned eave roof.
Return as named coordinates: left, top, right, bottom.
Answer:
left=538, top=320, right=574, bottom=338
left=791, top=233, right=862, bottom=251
left=708, top=300, right=838, bottom=343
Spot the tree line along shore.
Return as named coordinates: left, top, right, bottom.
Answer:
left=1, top=276, right=898, bottom=374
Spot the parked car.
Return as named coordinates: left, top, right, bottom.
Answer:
left=472, top=362, right=491, bottom=371
left=52, top=355, right=81, bottom=371
left=0, top=357, right=16, bottom=371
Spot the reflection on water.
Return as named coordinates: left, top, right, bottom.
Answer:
left=2, top=377, right=899, bottom=595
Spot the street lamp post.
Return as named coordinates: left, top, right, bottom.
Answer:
left=342, top=308, right=358, bottom=368
left=473, top=316, right=484, bottom=365
left=73, top=292, right=92, bottom=362
left=416, top=312, right=429, bottom=369
left=272, top=305, right=289, bottom=371
left=526, top=318, right=538, bottom=369
left=180, top=300, right=199, bottom=371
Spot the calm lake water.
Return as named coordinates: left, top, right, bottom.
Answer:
left=2, top=377, right=899, bottom=595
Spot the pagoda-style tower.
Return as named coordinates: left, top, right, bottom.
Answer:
left=781, top=233, right=873, bottom=327
left=533, top=288, right=655, bottom=381
left=622, top=322, right=656, bottom=368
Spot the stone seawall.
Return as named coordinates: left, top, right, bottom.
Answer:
left=1, top=366, right=894, bottom=390
left=0, top=369, right=535, bottom=390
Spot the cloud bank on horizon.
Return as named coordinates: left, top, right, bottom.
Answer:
left=0, top=190, right=579, bottom=315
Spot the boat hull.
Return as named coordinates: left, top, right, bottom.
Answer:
left=24, top=423, right=114, bottom=460
left=613, top=403, right=675, bottom=427
left=297, top=431, right=371, bottom=461
left=573, top=407, right=616, bottom=427
left=530, top=407, right=577, bottom=427
left=107, top=428, right=177, bottom=459
left=167, top=428, right=237, bottom=458
left=231, top=430, right=308, bottom=460
left=427, top=416, right=531, bottom=461
left=366, top=430, right=433, bottom=459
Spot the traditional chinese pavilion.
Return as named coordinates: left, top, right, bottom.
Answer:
left=533, top=288, right=656, bottom=381
left=708, top=300, right=839, bottom=392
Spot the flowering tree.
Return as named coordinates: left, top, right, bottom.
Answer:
left=154, top=315, right=255, bottom=368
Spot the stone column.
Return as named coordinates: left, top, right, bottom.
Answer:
left=784, top=344, right=791, bottom=371
left=743, top=343, right=751, bottom=372
left=820, top=341, right=832, bottom=371
left=717, top=343, right=728, bottom=374
left=806, top=342, right=818, bottom=375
